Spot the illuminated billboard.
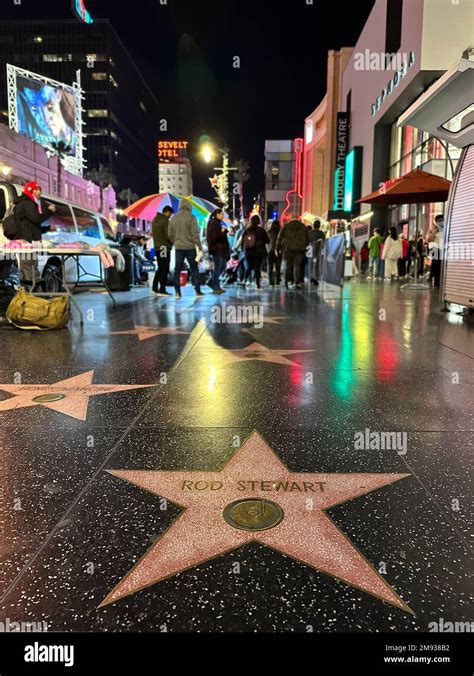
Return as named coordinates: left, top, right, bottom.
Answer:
left=7, top=65, right=84, bottom=176
left=158, top=140, right=189, bottom=160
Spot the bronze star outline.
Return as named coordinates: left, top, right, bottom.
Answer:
left=0, top=371, right=155, bottom=421
left=100, top=431, right=413, bottom=613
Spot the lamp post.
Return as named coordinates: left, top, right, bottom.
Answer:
left=200, top=142, right=237, bottom=211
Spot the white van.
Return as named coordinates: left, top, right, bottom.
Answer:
left=0, top=181, right=117, bottom=283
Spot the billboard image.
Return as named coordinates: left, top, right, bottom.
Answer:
left=7, top=65, right=84, bottom=175
left=16, top=75, right=77, bottom=153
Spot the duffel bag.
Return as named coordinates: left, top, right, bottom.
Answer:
left=6, top=288, right=70, bottom=330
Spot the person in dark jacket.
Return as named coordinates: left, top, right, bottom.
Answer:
left=239, top=215, right=269, bottom=290
left=206, top=208, right=229, bottom=295
left=309, top=220, right=326, bottom=285
left=267, top=220, right=282, bottom=286
left=277, top=215, right=310, bottom=289
left=14, top=181, right=56, bottom=284
left=152, top=206, right=174, bottom=295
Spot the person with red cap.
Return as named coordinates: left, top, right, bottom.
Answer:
left=14, top=181, right=56, bottom=284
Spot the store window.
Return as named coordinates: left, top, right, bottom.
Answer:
left=92, top=73, right=107, bottom=81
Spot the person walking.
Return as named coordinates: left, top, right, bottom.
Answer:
left=168, top=198, right=204, bottom=299
left=427, top=214, right=444, bottom=289
left=367, top=228, right=383, bottom=280
left=382, top=227, right=403, bottom=280
left=266, top=220, right=282, bottom=287
left=309, top=219, right=326, bottom=285
left=277, top=214, right=310, bottom=290
left=241, top=215, right=269, bottom=290
left=152, top=206, right=174, bottom=296
left=360, top=240, right=369, bottom=275
left=14, top=181, right=56, bottom=285
left=206, top=208, right=229, bottom=295
left=397, top=234, right=409, bottom=279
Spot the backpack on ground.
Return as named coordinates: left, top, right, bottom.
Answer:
left=243, top=231, right=257, bottom=250
left=6, top=287, right=70, bottom=330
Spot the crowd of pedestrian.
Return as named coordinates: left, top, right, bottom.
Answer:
left=364, top=214, right=444, bottom=288
left=149, top=199, right=327, bottom=297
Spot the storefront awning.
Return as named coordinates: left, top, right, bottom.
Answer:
left=356, top=168, right=451, bottom=206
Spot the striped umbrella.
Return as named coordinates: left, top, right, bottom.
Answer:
left=124, top=193, right=232, bottom=227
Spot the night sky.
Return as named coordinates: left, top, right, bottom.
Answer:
left=1, top=0, right=376, bottom=203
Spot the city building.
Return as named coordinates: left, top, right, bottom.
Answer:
left=158, top=140, right=193, bottom=195
left=263, top=139, right=303, bottom=223
left=340, top=0, right=474, bottom=234
left=0, top=19, right=160, bottom=197
left=302, top=48, right=353, bottom=221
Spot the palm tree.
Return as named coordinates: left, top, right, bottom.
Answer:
left=50, top=141, right=72, bottom=199
left=118, top=188, right=139, bottom=207
left=234, top=159, right=250, bottom=221
left=85, top=164, right=118, bottom=212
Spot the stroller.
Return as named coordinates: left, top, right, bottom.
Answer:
left=224, top=254, right=242, bottom=286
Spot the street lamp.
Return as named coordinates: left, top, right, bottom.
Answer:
left=201, top=143, right=216, bottom=164
left=200, top=141, right=237, bottom=211
left=0, top=164, right=12, bottom=178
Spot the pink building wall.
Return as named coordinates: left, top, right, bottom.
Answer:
left=0, top=123, right=116, bottom=217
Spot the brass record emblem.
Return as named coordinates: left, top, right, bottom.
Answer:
left=33, top=393, right=66, bottom=403
left=223, top=498, right=284, bottom=532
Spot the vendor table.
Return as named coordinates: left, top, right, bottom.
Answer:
left=0, top=246, right=117, bottom=325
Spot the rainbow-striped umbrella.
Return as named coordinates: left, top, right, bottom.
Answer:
left=124, top=193, right=232, bottom=228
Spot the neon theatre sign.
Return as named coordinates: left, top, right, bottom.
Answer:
left=371, top=51, right=415, bottom=117
left=72, top=0, right=93, bottom=24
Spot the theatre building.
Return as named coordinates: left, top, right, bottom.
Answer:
left=302, top=48, right=353, bottom=222
left=340, top=0, right=474, bottom=234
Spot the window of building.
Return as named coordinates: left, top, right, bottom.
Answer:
left=140, top=101, right=147, bottom=113
left=92, top=73, right=107, bottom=81
left=109, top=75, right=119, bottom=88
left=34, top=36, right=43, bottom=44
left=43, top=54, right=72, bottom=62
left=87, top=54, right=107, bottom=62
left=110, top=131, right=119, bottom=141
left=88, top=110, right=108, bottom=118
left=385, top=0, right=403, bottom=67
left=73, top=208, right=101, bottom=239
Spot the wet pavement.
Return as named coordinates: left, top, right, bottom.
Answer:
left=0, top=280, right=472, bottom=632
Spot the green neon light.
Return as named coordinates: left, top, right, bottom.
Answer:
left=344, top=149, right=355, bottom=212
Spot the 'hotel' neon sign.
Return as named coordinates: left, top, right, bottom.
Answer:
left=72, top=0, right=93, bottom=24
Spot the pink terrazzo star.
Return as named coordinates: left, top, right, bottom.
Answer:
left=0, top=371, right=155, bottom=421
left=111, top=325, right=190, bottom=342
left=101, top=432, right=412, bottom=612
left=222, top=341, right=314, bottom=366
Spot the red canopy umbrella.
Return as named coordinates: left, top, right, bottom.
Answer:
left=356, top=168, right=451, bottom=206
